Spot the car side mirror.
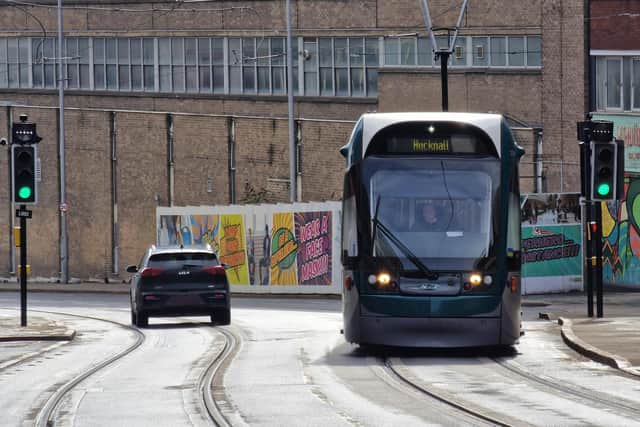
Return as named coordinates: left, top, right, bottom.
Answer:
left=126, top=265, right=138, bottom=273
left=221, top=263, right=228, bottom=270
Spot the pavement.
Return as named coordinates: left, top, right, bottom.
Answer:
left=0, top=282, right=639, bottom=377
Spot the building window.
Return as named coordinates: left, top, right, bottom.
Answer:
left=3, top=38, right=30, bottom=88
left=451, top=36, right=466, bottom=67
left=508, top=37, right=525, bottom=67
left=383, top=35, right=540, bottom=69
left=417, top=37, right=433, bottom=66
left=595, top=55, right=640, bottom=112
left=606, top=58, right=622, bottom=109
left=297, top=36, right=378, bottom=97
left=31, top=38, right=57, bottom=89
left=527, top=36, right=542, bottom=67
left=0, top=35, right=378, bottom=98
left=490, top=37, right=507, bottom=67
left=473, top=37, right=488, bottom=66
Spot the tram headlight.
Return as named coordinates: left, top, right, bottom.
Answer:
left=377, top=273, right=392, bottom=285
left=469, top=273, right=482, bottom=286
left=463, top=272, right=493, bottom=292
left=368, top=272, right=397, bottom=291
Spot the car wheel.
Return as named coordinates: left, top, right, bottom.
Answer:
left=137, top=312, right=148, bottom=328
left=212, top=308, right=231, bottom=326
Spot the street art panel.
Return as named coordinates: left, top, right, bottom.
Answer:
left=244, top=212, right=271, bottom=286
left=521, top=193, right=583, bottom=293
left=217, top=215, right=249, bottom=286
left=157, top=214, right=249, bottom=285
left=269, top=212, right=298, bottom=285
left=602, top=173, right=640, bottom=286
left=158, top=214, right=221, bottom=248
left=295, top=211, right=332, bottom=285
left=156, top=202, right=342, bottom=293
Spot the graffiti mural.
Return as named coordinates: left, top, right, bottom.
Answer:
left=270, top=212, right=298, bottom=285
left=158, top=214, right=249, bottom=285
left=520, top=193, right=583, bottom=293
left=218, top=215, right=249, bottom=285
left=156, top=203, right=341, bottom=291
left=603, top=174, right=640, bottom=286
left=295, top=211, right=332, bottom=285
left=159, top=214, right=221, bottom=249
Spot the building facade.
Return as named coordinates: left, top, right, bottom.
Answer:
left=590, top=0, right=640, bottom=287
left=0, top=0, right=586, bottom=280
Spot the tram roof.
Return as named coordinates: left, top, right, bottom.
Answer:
left=360, top=112, right=503, bottom=157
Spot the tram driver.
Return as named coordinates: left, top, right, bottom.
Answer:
left=413, top=199, right=450, bottom=231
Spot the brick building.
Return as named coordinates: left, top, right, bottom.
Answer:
left=0, top=0, right=586, bottom=281
left=589, top=0, right=640, bottom=288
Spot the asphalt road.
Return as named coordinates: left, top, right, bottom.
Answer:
left=0, top=292, right=639, bottom=426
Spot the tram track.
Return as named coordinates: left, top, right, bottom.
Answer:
left=490, top=356, right=640, bottom=419
left=198, top=325, right=240, bottom=427
left=382, top=357, right=518, bottom=427
left=23, top=309, right=239, bottom=427
left=32, top=310, right=145, bottom=427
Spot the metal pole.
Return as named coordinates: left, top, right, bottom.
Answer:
left=418, top=0, right=438, bottom=53
left=20, top=207, right=27, bottom=327
left=586, top=202, right=594, bottom=317
left=439, top=51, right=450, bottom=111
left=535, top=129, right=543, bottom=192
left=58, top=0, right=68, bottom=283
left=448, top=0, right=469, bottom=50
left=286, top=0, right=296, bottom=203
left=595, top=202, right=603, bottom=317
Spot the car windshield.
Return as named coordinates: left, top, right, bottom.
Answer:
left=364, top=157, right=499, bottom=271
left=148, top=252, right=217, bottom=267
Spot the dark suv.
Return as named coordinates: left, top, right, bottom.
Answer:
left=127, top=245, right=230, bottom=327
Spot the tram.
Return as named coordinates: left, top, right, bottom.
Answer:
left=340, top=113, right=524, bottom=347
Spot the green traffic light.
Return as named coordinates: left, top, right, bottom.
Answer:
left=18, top=186, right=32, bottom=200
left=597, top=183, right=611, bottom=197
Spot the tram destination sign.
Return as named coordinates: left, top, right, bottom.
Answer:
left=384, top=137, right=452, bottom=154
left=374, top=135, right=494, bottom=156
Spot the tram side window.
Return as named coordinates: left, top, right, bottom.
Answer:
left=507, top=182, right=521, bottom=269
left=342, top=195, right=358, bottom=256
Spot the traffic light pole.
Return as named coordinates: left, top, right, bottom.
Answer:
left=585, top=201, right=595, bottom=317
left=594, top=204, right=604, bottom=317
left=19, top=205, right=27, bottom=327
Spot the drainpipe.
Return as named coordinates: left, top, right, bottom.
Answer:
left=228, top=117, right=236, bottom=204
left=166, top=114, right=174, bottom=206
left=295, top=120, right=302, bottom=201
left=534, top=128, right=544, bottom=193
left=6, top=106, right=15, bottom=274
left=110, top=111, right=118, bottom=276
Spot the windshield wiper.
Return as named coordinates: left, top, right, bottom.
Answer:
left=372, top=216, right=439, bottom=280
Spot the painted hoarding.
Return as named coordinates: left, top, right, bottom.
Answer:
left=521, top=193, right=583, bottom=294
left=157, top=202, right=341, bottom=294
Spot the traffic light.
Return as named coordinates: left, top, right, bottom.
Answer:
left=12, top=145, right=37, bottom=204
left=590, top=141, right=617, bottom=201
left=12, top=121, right=42, bottom=145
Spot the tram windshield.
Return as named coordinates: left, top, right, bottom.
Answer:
left=365, top=157, right=500, bottom=271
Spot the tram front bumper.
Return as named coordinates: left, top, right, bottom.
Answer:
left=358, top=316, right=502, bottom=347
left=354, top=294, right=507, bottom=347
